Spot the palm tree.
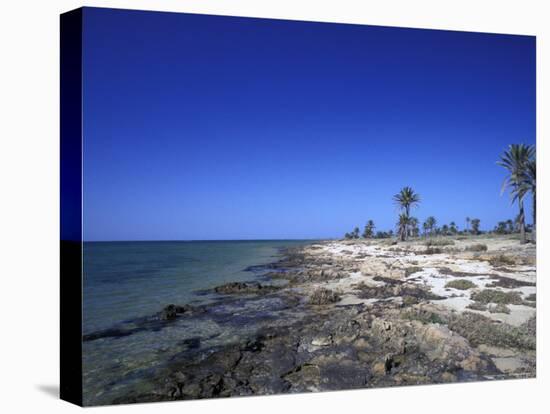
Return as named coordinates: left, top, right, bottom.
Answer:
left=409, top=217, right=419, bottom=238
left=525, top=159, right=536, bottom=242
left=422, top=222, right=429, bottom=237
left=396, top=213, right=409, bottom=242
left=393, top=187, right=420, bottom=241
left=424, top=216, right=436, bottom=237
left=497, top=144, right=535, bottom=244
left=363, top=220, right=375, bottom=238
left=515, top=158, right=536, bottom=242
left=449, top=221, right=458, bottom=234
left=470, top=218, right=481, bottom=235
left=495, top=221, right=507, bottom=234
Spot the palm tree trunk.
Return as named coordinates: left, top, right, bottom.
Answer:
left=519, top=200, right=526, bottom=244
left=532, top=193, right=536, bottom=243
left=405, top=206, right=410, bottom=241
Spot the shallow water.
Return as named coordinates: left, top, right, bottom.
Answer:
left=82, top=240, right=311, bottom=405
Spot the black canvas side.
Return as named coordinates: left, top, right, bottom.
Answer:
left=60, top=8, right=83, bottom=407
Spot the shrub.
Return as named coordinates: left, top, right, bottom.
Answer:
left=445, top=279, right=477, bottom=290
left=488, top=303, right=511, bottom=314
left=470, top=289, right=523, bottom=305
left=423, top=247, right=442, bottom=255
left=404, top=266, right=423, bottom=277
left=464, top=243, right=488, bottom=252
left=488, top=255, right=516, bottom=266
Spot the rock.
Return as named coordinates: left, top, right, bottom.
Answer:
left=372, top=362, right=387, bottom=376
left=308, top=288, right=341, bottom=305
left=213, top=281, right=279, bottom=295
left=460, top=355, right=486, bottom=372
left=441, top=372, right=457, bottom=382
left=158, top=304, right=195, bottom=320
left=311, top=335, right=333, bottom=347
left=360, top=259, right=406, bottom=280
left=283, top=364, right=321, bottom=390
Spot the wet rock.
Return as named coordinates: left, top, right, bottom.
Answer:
left=158, top=304, right=196, bottom=320
left=213, top=281, right=280, bottom=295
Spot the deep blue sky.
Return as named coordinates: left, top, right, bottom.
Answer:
left=82, top=7, right=535, bottom=241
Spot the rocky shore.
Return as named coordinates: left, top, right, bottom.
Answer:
left=96, top=234, right=536, bottom=405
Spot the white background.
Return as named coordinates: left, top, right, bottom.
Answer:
left=0, top=0, right=548, bottom=412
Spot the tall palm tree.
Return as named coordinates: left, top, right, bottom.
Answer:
left=516, top=158, right=536, bottom=242
left=393, top=187, right=420, bottom=241
left=526, top=159, right=536, bottom=242
left=497, top=144, right=535, bottom=244
left=465, top=217, right=470, bottom=234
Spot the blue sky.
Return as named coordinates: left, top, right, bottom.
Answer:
left=82, top=7, right=535, bottom=241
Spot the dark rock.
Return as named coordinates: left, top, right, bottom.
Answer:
left=158, top=304, right=196, bottom=320
left=213, top=281, right=280, bottom=295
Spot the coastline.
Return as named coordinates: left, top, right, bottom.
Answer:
left=84, top=235, right=536, bottom=405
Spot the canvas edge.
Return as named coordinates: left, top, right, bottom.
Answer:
left=60, top=7, right=84, bottom=407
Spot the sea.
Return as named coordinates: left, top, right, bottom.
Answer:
left=82, top=240, right=311, bottom=405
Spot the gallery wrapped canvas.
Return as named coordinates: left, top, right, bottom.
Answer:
left=60, top=7, right=536, bottom=407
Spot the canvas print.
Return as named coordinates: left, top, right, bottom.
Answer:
left=60, top=7, right=536, bottom=407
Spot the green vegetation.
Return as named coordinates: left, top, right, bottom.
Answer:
left=423, top=216, right=436, bottom=237
left=393, top=186, right=420, bottom=241
left=341, top=142, right=536, bottom=243
left=470, top=218, right=480, bottom=235
left=445, top=279, right=477, bottom=290
left=404, top=266, right=423, bottom=277
left=344, top=226, right=361, bottom=239
left=464, top=243, right=488, bottom=252
left=362, top=220, right=375, bottom=238
left=401, top=308, right=447, bottom=325
left=488, top=254, right=516, bottom=266
left=488, top=303, right=511, bottom=314
left=470, top=289, right=523, bottom=305
left=497, top=144, right=535, bottom=244
left=423, top=247, right=442, bottom=255
left=409, top=216, right=419, bottom=238
left=449, top=313, right=535, bottom=350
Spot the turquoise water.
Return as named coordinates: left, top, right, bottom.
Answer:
left=82, top=240, right=311, bottom=405
left=83, top=240, right=309, bottom=333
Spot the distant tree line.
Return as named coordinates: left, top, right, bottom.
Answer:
left=342, top=143, right=535, bottom=243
